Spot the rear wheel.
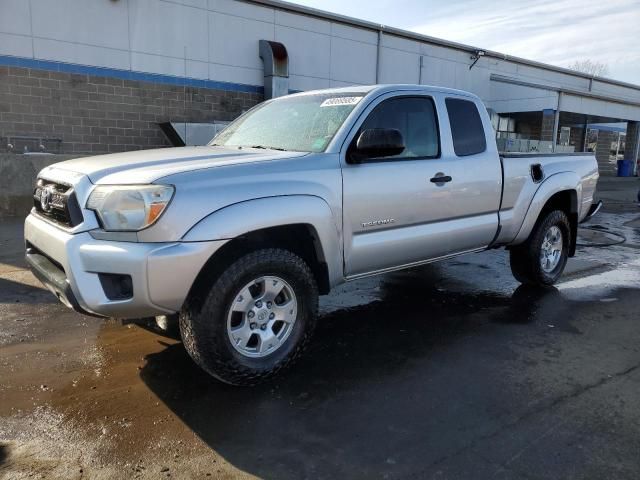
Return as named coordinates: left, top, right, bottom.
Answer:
left=180, top=248, right=318, bottom=386
left=509, top=210, right=570, bottom=286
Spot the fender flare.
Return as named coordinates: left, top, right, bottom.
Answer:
left=511, top=171, right=581, bottom=246
left=182, top=195, right=343, bottom=287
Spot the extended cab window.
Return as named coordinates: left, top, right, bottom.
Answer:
left=358, top=96, right=439, bottom=160
left=445, top=98, right=487, bottom=156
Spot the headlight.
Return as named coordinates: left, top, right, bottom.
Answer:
left=86, top=185, right=174, bottom=231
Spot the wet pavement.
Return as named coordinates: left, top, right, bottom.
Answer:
left=1, top=179, right=640, bottom=479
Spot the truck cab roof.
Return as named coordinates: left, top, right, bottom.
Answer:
left=288, top=84, right=480, bottom=100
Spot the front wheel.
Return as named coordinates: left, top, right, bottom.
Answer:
left=509, top=210, right=570, bottom=286
left=180, top=248, right=318, bottom=386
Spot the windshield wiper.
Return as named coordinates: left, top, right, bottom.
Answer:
left=247, top=145, right=288, bottom=151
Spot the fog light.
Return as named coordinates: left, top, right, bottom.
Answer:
left=98, top=273, right=133, bottom=300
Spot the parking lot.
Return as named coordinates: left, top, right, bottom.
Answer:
left=1, top=177, right=639, bottom=479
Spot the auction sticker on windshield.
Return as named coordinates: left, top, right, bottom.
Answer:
left=320, top=96, right=362, bottom=107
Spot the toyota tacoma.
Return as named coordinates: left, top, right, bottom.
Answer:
left=25, top=85, right=601, bottom=385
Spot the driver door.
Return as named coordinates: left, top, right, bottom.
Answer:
left=341, top=94, right=455, bottom=276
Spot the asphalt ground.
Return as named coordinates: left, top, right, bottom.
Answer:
left=1, top=176, right=639, bottom=479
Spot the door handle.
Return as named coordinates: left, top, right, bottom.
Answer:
left=430, top=174, right=452, bottom=184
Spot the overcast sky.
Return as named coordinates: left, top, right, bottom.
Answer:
left=290, top=0, right=640, bottom=84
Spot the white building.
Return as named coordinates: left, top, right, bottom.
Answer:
left=1, top=0, right=638, bottom=173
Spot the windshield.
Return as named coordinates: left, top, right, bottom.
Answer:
left=211, top=93, right=365, bottom=152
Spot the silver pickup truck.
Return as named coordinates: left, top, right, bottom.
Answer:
left=25, top=84, right=600, bottom=385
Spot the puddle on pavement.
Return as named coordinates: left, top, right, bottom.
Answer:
left=1, top=211, right=639, bottom=478
left=0, top=262, right=592, bottom=478
left=583, top=212, right=640, bottom=248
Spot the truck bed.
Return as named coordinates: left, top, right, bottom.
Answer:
left=495, top=152, right=599, bottom=246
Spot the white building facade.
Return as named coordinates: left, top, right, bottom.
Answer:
left=1, top=0, right=639, bottom=172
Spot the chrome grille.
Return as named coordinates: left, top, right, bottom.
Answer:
left=33, top=179, right=83, bottom=227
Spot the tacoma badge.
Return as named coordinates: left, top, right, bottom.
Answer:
left=362, top=218, right=395, bottom=228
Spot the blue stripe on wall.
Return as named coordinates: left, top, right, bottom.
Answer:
left=0, top=54, right=264, bottom=95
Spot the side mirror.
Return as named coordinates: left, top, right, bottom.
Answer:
left=353, top=128, right=405, bottom=160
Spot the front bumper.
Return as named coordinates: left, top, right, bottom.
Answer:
left=25, top=247, right=101, bottom=317
left=24, top=213, right=226, bottom=319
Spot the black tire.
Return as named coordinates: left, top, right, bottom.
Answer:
left=509, top=210, right=571, bottom=286
left=179, top=248, right=318, bottom=386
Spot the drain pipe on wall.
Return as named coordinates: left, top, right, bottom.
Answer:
left=259, top=40, right=289, bottom=99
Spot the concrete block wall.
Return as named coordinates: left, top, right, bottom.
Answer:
left=0, top=153, right=81, bottom=217
left=540, top=110, right=556, bottom=142
left=623, top=121, right=639, bottom=175
left=595, top=130, right=615, bottom=174
left=568, top=126, right=585, bottom=150
left=0, top=65, right=262, bottom=155
left=523, top=121, right=541, bottom=141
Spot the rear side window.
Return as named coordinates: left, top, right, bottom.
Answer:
left=445, top=98, right=486, bottom=156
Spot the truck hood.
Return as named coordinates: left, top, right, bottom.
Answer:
left=48, top=146, right=308, bottom=184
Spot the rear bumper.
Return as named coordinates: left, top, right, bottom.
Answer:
left=24, top=213, right=226, bottom=319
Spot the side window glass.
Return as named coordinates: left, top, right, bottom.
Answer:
left=445, top=98, right=487, bottom=156
left=359, top=97, right=439, bottom=160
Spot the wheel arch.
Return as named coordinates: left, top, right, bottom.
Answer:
left=182, top=196, right=343, bottom=299
left=540, top=189, right=578, bottom=256
left=511, top=172, right=580, bottom=255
